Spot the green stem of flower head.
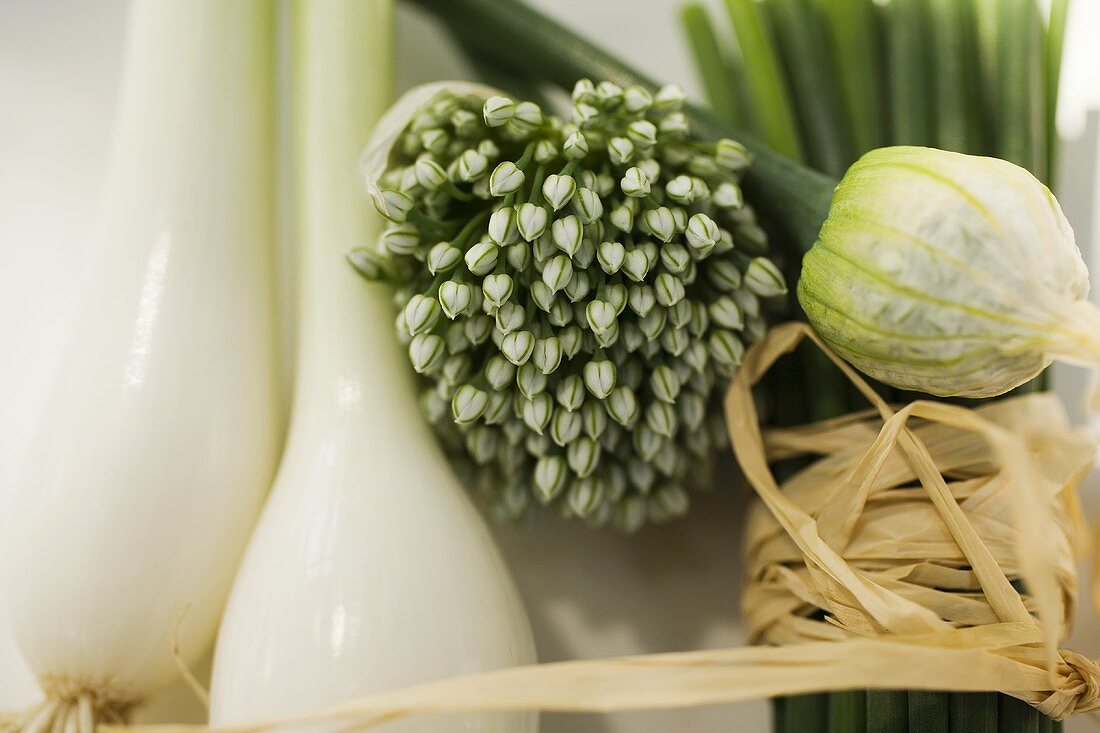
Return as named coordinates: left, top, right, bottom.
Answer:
left=680, top=3, right=744, bottom=128
left=722, top=0, right=804, bottom=163
left=409, top=208, right=455, bottom=231
left=885, top=0, right=933, bottom=146
left=445, top=180, right=475, bottom=201
left=454, top=209, right=493, bottom=248
left=405, top=0, right=836, bottom=257
left=997, top=0, right=1046, bottom=178
left=764, top=0, right=852, bottom=177
left=1046, top=0, right=1069, bottom=183
left=514, top=140, right=538, bottom=170
left=812, top=0, right=884, bottom=155
left=527, top=164, right=547, bottom=204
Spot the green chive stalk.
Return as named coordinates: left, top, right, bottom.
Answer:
left=678, top=0, right=1071, bottom=731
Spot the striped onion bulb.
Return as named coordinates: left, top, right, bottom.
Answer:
left=799, top=146, right=1100, bottom=399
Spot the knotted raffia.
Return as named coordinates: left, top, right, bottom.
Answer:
left=48, top=324, right=1100, bottom=732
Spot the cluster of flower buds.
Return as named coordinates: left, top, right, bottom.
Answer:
left=353, top=79, right=785, bottom=530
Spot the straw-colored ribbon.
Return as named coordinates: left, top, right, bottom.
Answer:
left=87, top=324, right=1100, bottom=730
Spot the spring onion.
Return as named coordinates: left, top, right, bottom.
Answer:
left=1, top=1, right=281, bottom=728
left=208, top=3, right=536, bottom=729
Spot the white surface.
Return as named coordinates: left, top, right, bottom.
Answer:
left=1, top=1, right=1099, bottom=732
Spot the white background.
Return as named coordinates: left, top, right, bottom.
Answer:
left=1, top=1, right=1099, bottom=731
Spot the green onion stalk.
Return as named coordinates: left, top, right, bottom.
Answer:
left=399, top=0, right=1094, bottom=731
left=677, top=1, right=1074, bottom=728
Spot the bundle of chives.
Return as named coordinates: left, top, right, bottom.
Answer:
left=681, top=1, right=1070, bottom=731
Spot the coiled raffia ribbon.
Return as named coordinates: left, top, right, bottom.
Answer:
left=106, top=323, right=1100, bottom=732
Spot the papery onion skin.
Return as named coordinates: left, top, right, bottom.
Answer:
left=798, top=146, right=1096, bottom=398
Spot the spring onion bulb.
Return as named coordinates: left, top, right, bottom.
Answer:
left=1, top=1, right=280, bottom=729
left=799, top=146, right=1099, bottom=399
left=208, top=1, right=536, bottom=730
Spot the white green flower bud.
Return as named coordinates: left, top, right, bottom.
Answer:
left=452, top=384, right=489, bottom=424
left=712, top=181, right=743, bottom=209
left=633, top=424, right=663, bottom=462
left=533, top=455, right=568, bottom=502
left=597, top=240, right=626, bottom=274
left=664, top=175, right=697, bottom=204
left=426, top=242, right=462, bottom=274
left=452, top=150, right=487, bottom=183
left=655, top=273, right=686, bottom=307
left=715, top=139, right=751, bottom=171
left=645, top=401, right=678, bottom=439
left=382, top=224, right=420, bottom=255
left=441, top=353, right=472, bottom=386
left=494, top=302, right=526, bottom=333
left=346, top=248, right=384, bottom=280
left=563, top=269, right=592, bottom=302
left=516, top=363, right=548, bottom=399
left=581, top=400, right=607, bottom=439
left=585, top=300, right=617, bottom=337
left=685, top=213, right=721, bottom=252
left=572, top=188, right=604, bottom=224
left=622, top=85, right=653, bottom=112
left=678, top=391, right=706, bottom=431
left=668, top=299, right=692, bottom=329
left=444, top=321, right=470, bottom=353
left=627, top=284, right=656, bottom=317
left=510, top=204, right=546, bottom=243
left=709, top=330, right=745, bottom=370
left=573, top=101, right=600, bottom=127
left=628, top=120, right=658, bottom=148
left=572, top=78, right=597, bottom=103
left=466, top=425, right=499, bottom=464
left=485, top=355, right=516, bottom=391
left=372, top=188, right=415, bottom=222
left=408, top=333, right=445, bottom=374
left=464, top=239, right=498, bottom=275
left=709, top=296, right=744, bottom=330
left=620, top=167, right=650, bottom=198
left=483, top=95, right=515, bottom=127
left=534, top=139, right=559, bottom=163
left=609, top=204, right=634, bottom=232
left=563, top=131, right=589, bottom=159
left=638, top=308, right=667, bottom=340
left=621, top=249, right=650, bottom=282
left=596, top=80, right=623, bottom=103
left=532, top=337, right=564, bottom=374
left=707, top=259, right=743, bottom=290
left=643, top=207, right=676, bottom=242
left=482, top=273, right=514, bottom=309
left=489, top=161, right=525, bottom=196
left=530, top=280, right=555, bottom=312
left=548, top=299, right=573, bottom=327
left=654, top=83, right=685, bottom=111
left=628, top=460, right=656, bottom=494
left=650, top=484, right=688, bottom=520
left=506, top=242, right=531, bottom=271
left=568, top=478, right=604, bottom=517
left=450, top=108, right=478, bottom=136
left=438, top=280, right=473, bottom=319
left=649, top=366, right=681, bottom=403
left=567, top=437, right=601, bottom=479
left=512, top=101, right=543, bottom=131
left=605, top=284, right=628, bottom=315
left=558, top=326, right=583, bottom=359
left=552, top=375, right=583, bottom=412
left=414, top=156, right=448, bottom=189
left=604, top=385, right=637, bottom=427
left=551, top=407, right=583, bottom=446
left=403, top=294, right=441, bottom=335
left=660, top=244, right=691, bottom=275
left=551, top=215, right=583, bottom=256
left=420, top=128, right=449, bottom=156
left=542, top=254, right=573, bottom=292
left=661, top=326, right=689, bottom=356
left=464, top=314, right=492, bottom=344
left=733, top=288, right=760, bottom=319
left=608, top=137, right=635, bottom=165
left=583, top=359, right=616, bottom=399
left=487, top=206, right=519, bottom=245
left=501, top=329, right=535, bottom=365
left=744, top=257, right=787, bottom=297
left=420, top=387, right=449, bottom=423
left=542, top=174, right=577, bottom=210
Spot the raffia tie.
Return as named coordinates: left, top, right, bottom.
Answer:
left=81, top=324, right=1100, bottom=733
